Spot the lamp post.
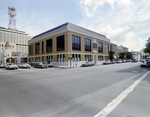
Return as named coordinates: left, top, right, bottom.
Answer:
left=68, top=34, right=72, bottom=67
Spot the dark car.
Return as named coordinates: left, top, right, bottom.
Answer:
left=140, top=62, right=147, bottom=68
left=81, top=62, right=95, bottom=67
left=30, top=62, right=35, bottom=66
left=34, top=62, right=48, bottom=69
left=132, top=59, right=138, bottom=62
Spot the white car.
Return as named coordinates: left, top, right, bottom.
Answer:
left=0, top=63, right=7, bottom=68
left=6, top=63, right=18, bottom=69
left=18, top=63, right=31, bottom=68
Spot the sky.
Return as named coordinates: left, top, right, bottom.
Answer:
left=0, top=0, right=150, bottom=51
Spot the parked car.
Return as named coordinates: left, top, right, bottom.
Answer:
left=140, top=62, right=147, bottom=68
left=81, top=62, right=95, bottom=67
left=146, top=57, right=150, bottom=62
left=6, top=63, right=18, bottom=69
left=116, top=60, right=122, bottom=63
left=103, top=61, right=113, bottom=65
left=132, top=59, right=138, bottom=62
left=112, top=61, right=116, bottom=64
left=122, top=60, right=126, bottom=63
left=0, top=63, right=7, bottom=68
left=139, top=59, right=145, bottom=62
left=30, top=62, right=36, bottom=66
left=34, top=62, right=48, bottom=69
left=18, top=63, right=31, bottom=68
left=126, top=60, right=130, bottom=62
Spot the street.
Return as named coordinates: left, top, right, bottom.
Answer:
left=0, top=63, right=150, bottom=117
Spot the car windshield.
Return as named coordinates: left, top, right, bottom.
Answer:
left=39, top=63, right=42, bottom=65
left=9, top=63, right=15, bottom=65
left=22, top=63, right=28, bottom=65
left=43, top=62, right=47, bottom=64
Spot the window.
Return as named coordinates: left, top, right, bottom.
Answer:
left=105, top=56, right=109, bottom=61
left=29, top=45, right=33, bottom=55
left=98, top=56, right=103, bottom=61
left=85, top=55, right=91, bottom=61
left=46, top=39, right=52, bottom=53
left=63, top=54, right=65, bottom=62
left=42, top=56, right=44, bottom=62
left=93, top=43, right=97, bottom=49
left=35, top=42, right=40, bottom=54
left=85, top=38, right=91, bottom=52
left=35, top=57, right=40, bottom=62
left=105, top=43, right=109, bottom=54
left=72, top=54, right=81, bottom=61
left=98, top=42, right=103, bottom=53
left=72, top=35, right=81, bottom=51
left=57, top=35, right=65, bottom=51
left=57, top=54, right=65, bottom=62
left=42, top=41, right=44, bottom=53
left=47, top=55, right=53, bottom=62
left=57, top=55, right=59, bottom=62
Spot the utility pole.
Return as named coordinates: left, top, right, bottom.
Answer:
left=68, top=34, right=72, bottom=67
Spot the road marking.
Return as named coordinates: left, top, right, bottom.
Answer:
left=94, top=71, right=150, bottom=117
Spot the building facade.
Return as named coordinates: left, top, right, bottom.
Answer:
left=117, top=45, right=128, bottom=54
left=110, top=43, right=118, bottom=59
left=131, top=51, right=141, bottom=62
left=28, top=22, right=110, bottom=67
left=0, top=27, right=31, bottom=52
left=0, top=27, right=32, bottom=63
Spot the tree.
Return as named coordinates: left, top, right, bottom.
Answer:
left=119, top=52, right=125, bottom=60
left=144, top=37, right=150, bottom=55
left=126, top=52, right=132, bottom=59
left=88, top=56, right=93, bottom=62
left=47, top=56, right=51, bottom=64
left=108, top=51, right=115, bottom=61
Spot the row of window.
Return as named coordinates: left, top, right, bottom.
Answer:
left=0, top=31, right=31, bottom=44
left=30, top=54, right=107, bottom=62
left=29, top=35, right=109, bottom=55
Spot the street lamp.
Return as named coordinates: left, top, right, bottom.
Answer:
left=68, top=34, right=72, bottom=67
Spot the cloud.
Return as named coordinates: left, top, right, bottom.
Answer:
left=100, top=24, right=148, bottom=51
left=78, top=0, right=150, bottom=51
left=80, top=0, right=131, bottom=17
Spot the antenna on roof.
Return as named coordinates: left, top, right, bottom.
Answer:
left=8, top=6, right=17, bottom=31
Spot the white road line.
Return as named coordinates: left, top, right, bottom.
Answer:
left=94, top=71, right=150, bottom=117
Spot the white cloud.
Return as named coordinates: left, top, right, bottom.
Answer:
left=79, top=0, right=150, bottom=51
left=80, top=0, right=131, bottom=16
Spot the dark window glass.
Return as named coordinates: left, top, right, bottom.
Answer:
left=42, top=41, right=44, bottom=53
left=46, top=39, right=52, bottom=53
left=105, top=43, right=109, bottom=54
left=29, top=45, right=33, bottom=55
left=84, top=38, right=91, bottom=52
left=93, top=43, right=97, bottom=49
left=35, top=42, right=40, bottom=54
left=72, top=35, right=81, bottom=51
left=57, top=35, right=65, bottom=51
left=98, top=42, right=103, bottom=53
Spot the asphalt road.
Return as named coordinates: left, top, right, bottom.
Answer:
left=0, top=63, right=150, bottom=117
